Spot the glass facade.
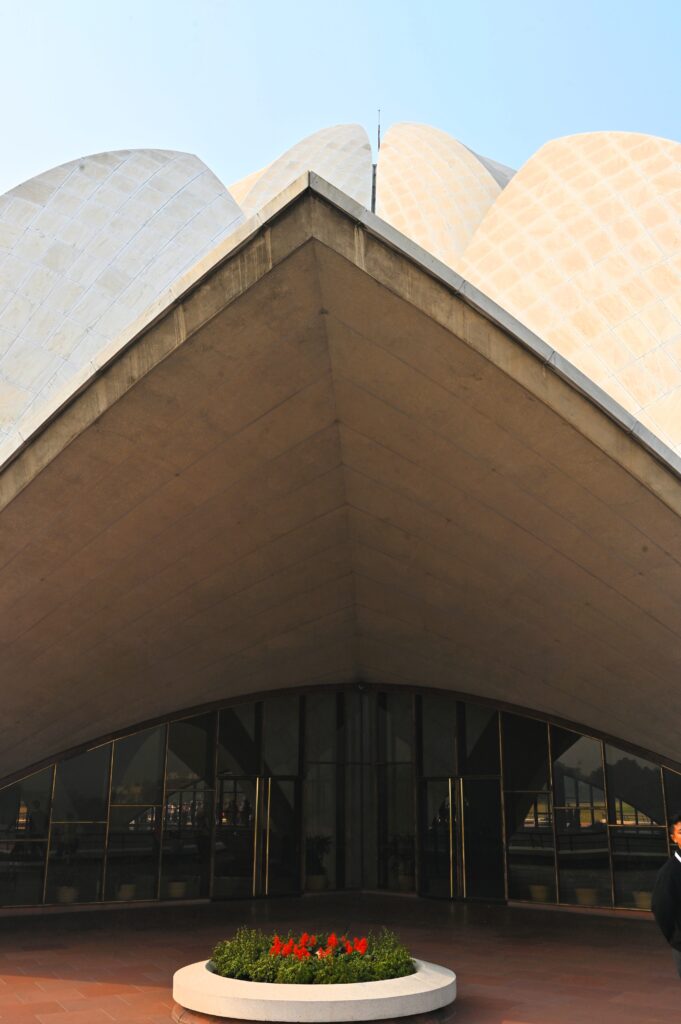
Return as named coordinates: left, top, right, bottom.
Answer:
left=0, top=687, right=675, bottom=911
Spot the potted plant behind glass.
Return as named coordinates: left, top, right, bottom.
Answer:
left=305, top=834, right=332, bottom=891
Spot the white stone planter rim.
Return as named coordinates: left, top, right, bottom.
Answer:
left=173, top=957, right=456, bottom=1022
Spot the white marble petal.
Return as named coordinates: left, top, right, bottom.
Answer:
left=0, top=150, right=244, bottom=460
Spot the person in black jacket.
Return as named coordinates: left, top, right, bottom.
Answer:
left=652, top=812, right=681, bottom=977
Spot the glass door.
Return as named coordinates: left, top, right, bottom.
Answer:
left=418, top=777, right=503, bottom=900
left=213, top=776, right=300, bottom=898
left=261, top=778, right=300, bottom=896
left=213, top=777, right=258, bottom=898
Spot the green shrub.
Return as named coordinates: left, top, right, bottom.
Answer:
left=211, top=926, right=415, bottom=984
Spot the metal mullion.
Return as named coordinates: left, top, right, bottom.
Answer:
left=100, top=743, right=116, bottom=902
left=547, top=724, right=559, bottom=904
left=41, top=764, right=57, bottom=905
left=208, top=712, right=220, bottom=900
left=264, top=777, right=272, bottom=896
left=600, top=739, right=616, bottom=908
left=156, top=723, right=169, bottom=901
left=498, top=714, right=509, bottom=901
left=661, top=765, right=671, bottom=857
left=252, top=776, right=261, bottom=897
left=448, top=777, right=454, bottom=900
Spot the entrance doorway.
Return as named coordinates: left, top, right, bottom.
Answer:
left=213, top=776, right=300, bottom=898
left=419, top=776, right=504, bottom=900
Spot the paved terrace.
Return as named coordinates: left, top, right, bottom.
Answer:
left=0, top=895, right=675, bottom=1024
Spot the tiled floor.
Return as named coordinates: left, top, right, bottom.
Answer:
left=0, top=894, right=676, bottom=1023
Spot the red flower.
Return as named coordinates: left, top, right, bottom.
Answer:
left=299, top=932, right=309, bottom=947
left=269, top=935, right=282, bottom=956
left=309, top=935, right=317, bottom=946
left=282, top=938, right=295, bottom=956
left=294, top=945, right=310, bottom=960
left=327, top=932, right=338, bottom=948
left=354, top=937, right=368, bottom=955
left=344, top=940, right=353, bottom=955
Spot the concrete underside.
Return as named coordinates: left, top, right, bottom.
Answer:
left=1, top=183, right=681, bottom=779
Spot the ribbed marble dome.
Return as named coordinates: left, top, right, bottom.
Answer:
left=1, top=122, right=680, bottom=464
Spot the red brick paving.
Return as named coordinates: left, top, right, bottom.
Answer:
left=0, top=894, right=676, bottom=1023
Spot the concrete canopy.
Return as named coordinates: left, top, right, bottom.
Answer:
left=1, top=177, right=681, bottom=781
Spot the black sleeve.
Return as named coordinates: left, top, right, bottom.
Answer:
left=652, top=864, right=676, bottom=944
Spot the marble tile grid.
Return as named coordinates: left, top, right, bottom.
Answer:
left=0, top=893, right=676, bottom=1024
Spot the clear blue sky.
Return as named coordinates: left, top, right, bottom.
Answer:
left=2, top=0, right=679, bottom=193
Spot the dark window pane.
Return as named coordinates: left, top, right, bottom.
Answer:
left=166, top=714, right=214, bottom=790
left=305, top=763, right=336, bottom=890
left=262, top=695, right=299, bottom=776
left=419, top=779, right=452, bottom=898
left=214, top=779, right=256, bottom=898
left=378, top=691, right=413, bottom=764
left=111, top=728, right=164, bottom=805
left=459, top=703, right=500, bottom=776
left=0, top=768, right=52, bottom=839
left=505, top=792, right=555, bottom=902
left=502, top=714, right=548, bottom=791
left=218, top=704, right=258, bottom=777
left=555, top=810, right=611, bottom=907
left=46, top=823, right=105, bottom=903
left=463, top=778, right=505, bottom=900
left=611, top=827, right=668, bottom=909
left=161, top=789, right=213, bottom=899
left=664, top=770, right=681, bottom=824
left=104, top=806, right=160, bottom=901
left=421, top=694, right=456, bottom=776
left=551, top=728, right=605, bottom=811
left=0, top=841, right=46, bottom=906
left=377, top=764, right=415, bottom=891
left=305, top=693, right=337, bottom=763
left=605, top=746, right=664, bottom=826
left=52, top=747, right=110, bottom=822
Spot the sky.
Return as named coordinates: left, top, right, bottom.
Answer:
left=1, top=0, right=680, bottom=194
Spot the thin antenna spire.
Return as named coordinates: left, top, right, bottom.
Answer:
left=377, top=108, right=381, bottom=150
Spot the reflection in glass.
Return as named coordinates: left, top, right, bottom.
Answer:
left=218, top=705, right=259, bottom=777
left=611, top=827, right=668, bottom=909
left=304, top=764, right=336, bottom=890
left=377, top=765, right=415, bottom=891
left=605, top=746, right=664, bottom=826
left=305, top=693, right=338, bottom=763
left=378, top=692, right=413, bottom=764
left=555, top=809, right=611, bottom=907
left=53, top=747, right=110, bottom=822
left=419, top=780, right=451, bottom=898
left=421, top=694, right=456, bottom=777
left=664, top=769, right=681, bottom=823
left=213, top=779, right=256, bottom=898
left=502, top=715, right=548, bottom=792
left=167, top=714, right=214, bottom=790
left=265, top=779, right=299, bottom=895
left=263, top=696, right=299, bottom=776
left=46, top=823, right=105, bottom=903
left=463, top=778, right=505, bottom=900
left=105, top=806, right=160, bottom=901
left=0, top=841, right=46, bottom=905
left=161, top=789, right=213, bottom=899
left=459, top=704, right=500, bottom=776
left=505, top=792, right=555, bottom=902
left=111, top=728, right=164, bottom=805
left=551, top=728, right=605, bottom=823
left=0, top=768, right=53, bottom=839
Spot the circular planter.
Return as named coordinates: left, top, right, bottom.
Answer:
left=172, top=959, right=456, bottom=1022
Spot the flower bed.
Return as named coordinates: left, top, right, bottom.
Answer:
left=211, top=927, right=415, bottom=985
